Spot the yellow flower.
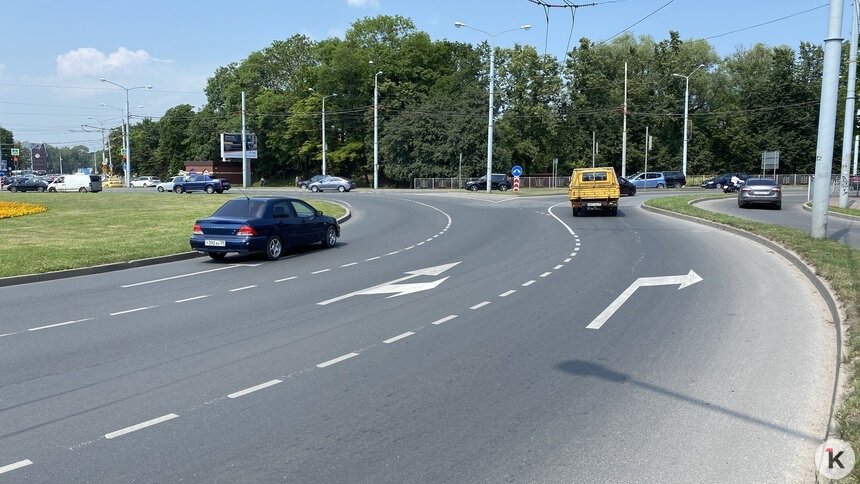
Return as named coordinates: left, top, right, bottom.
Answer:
left=0, top=201, right=48, bottom=219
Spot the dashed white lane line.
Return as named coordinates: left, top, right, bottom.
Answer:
left=416, top=242, right=425, bottom=246
left=227, top=379, right=282, bottom=399
left=575, top=242, right=581, bottom=247
left=383, top=332, right=415, bottom=344
left=0, top=332, right=20, bottom=338
left=174, top=295, right=211, bottom=303
left=317, top=352, right=359, bottom=368
left=340, top=262, right=358, bottom=268
left=28, top=318, right=95, bottom=332
left=365, top=256, right=381, bottom=261
left=0, top=459, right=33, bottom=475
left=275, top=276, right=298, bottom=282
left=110, top=306, right=157, bottom=316
left=404, top=246, right=415, bottom=250
left=431, top=315, right=458, bottom=325
left=570, top=252, right=577, bottom=256
left=386, top=251, right=400, bottom=256
left=499, top=290, right=516, bottom=297
left=539, top=272, right=552, bottom=278
left=426, top=238, right=433, bottom=242
left=105, top=413, right=179, bottom=439
left=554, top=264, right=564, bottom=270
left=121, top=266, right=238, bottom=288
left=564, top=258, right=572, bottom=263
left=229, top=285, right=257, bottom=292
left=471, top=301, right=491, bottom=310
left=311, top=269, right=331, bottom=274
left=522, top=280, right=536, bottom=287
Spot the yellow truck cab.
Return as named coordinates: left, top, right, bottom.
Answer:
left=568, top=167, right=621, bottom=216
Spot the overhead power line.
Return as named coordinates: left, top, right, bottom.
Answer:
left=600, top=0, right=676, bottom=44
left=697, top=3, right=829, bottom=41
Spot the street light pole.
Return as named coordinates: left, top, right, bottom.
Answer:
left=455, top=21, right=531, bottom=193
left=100, top=78, right=152, bottom=187
left=672, top=64, right=705, bottom=176
left=310, top=89, right=338, bottom=176
left=374, top=70, right=382, bottom=190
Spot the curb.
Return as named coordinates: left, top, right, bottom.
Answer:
left=801, top=201, right=860, bottom=222
left=641, top=199, right=843, bottom=443
left=0, top=208, right=352, bottom=288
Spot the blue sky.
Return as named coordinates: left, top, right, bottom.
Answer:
left=0, top=0, right=844, bottom=149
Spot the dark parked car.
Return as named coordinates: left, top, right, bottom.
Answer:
left=619, top=176, right=637, bottom=196
left=661, top=171, right=686, bottom=188
left=738, top=178, right=782, bottom=209
left=173, top=175, right=231, bottom=194
left=464, top=173, right=512, bottom=191
left=6, top=176, right=48, bottom=193
left=702, top=172, right=749, bottom=189
left=190, top=197, right=340, bottom=260
left=299, top=175, right=327, bottom=189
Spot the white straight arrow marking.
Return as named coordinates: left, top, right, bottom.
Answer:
left=586, top=270, right=703, bottom=330
left=317, top=262, right=460, bottom=305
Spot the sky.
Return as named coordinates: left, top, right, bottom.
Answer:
left=0, top=0, right=847, bottom=151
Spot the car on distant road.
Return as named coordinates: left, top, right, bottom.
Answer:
left=661, top=170, right=686, bottom=188
left=131, top=176, right=160, bottom=188
left=6, top=176, right=48, bottom=193
left=190, top=196, right=340, bottom=260
left=308, top=176, right=355, bottom=192
left=157, top=176, right=185, bottom=192
left=173, top=174, right=231, bottom=194
left=298, top=175, right=327, bottom=189
left=702, top=172, right=750, bottom=189
left=464, top=173, right=512, bottom=192
left=628, top=172, right=666, bottom=189
left=738, top=177, right=781, bottom=209
left=619, top=176, right=637, bottom=196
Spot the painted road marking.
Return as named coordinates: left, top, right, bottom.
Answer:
left=311, top=269, right=331, bottom=275
left=229, top=285, right=257, bottom=292
left=431, top=315, right=458, bottom=325
left=0, top=332, right=20, bottom=338
left=29, top=318, right=95, bottom=332
left=340, top=262, right=358, bottom=268
left=540, top=272, right=552, bottom=278
left=426, top=238, right=433, bottom=242
left=110, top=306, right=157, bottom=316
left=105, top=414, right=179, bottom=439
left=499, top=290, right=516, bottom=297
left=227, top=379, right=282, bottom=399
left=471, top=301, right=491, bottom=310
left=386, top=251, right=400, bottom=255
left=275, top=276, right=298, bottom=282
left=0, top=460, right=32, bottom=475
left=365, top=256, right=381, bottom=261
left=564, top=258, right=572, bottom=263
left=317, top=353, right=359, bottom=368
left=522, top=280, right=536, bottom=287
left=121, top=266, right=238, bottom=288
left=554, top=264, right=564, bottom=270
left=383, top=332, right=415, bottom=344
left=174, top=295, right=211, bottom=303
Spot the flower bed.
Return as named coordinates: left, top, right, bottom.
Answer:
left=0, top=201, right=48, bottom=219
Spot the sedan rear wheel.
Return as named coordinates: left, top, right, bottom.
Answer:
left=37, top=186, right=46, bottom=192
left=157, top=186, right=165, bottom=192
left=656, top=183, right=665, bottom=189
left=48, top=187, right=57, bottom=192
left=499, top=185, right=509, bottom=192
left=311, top=185, right=320, bottom=192
left=205, top=185, right=215, bottom=194
left=265, top=236, right=283, bottom=261
left=9, top=186, right=17, bottom=193
left=469, top=185, right=478, bottom=192
left=338, top=185, right=346, bottom=192
left=174, top=186, right=184, bottom=194
left=322, top=226, right=338, bottom=248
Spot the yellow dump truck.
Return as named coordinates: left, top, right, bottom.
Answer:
left=568, top=167, right=621, bottom=216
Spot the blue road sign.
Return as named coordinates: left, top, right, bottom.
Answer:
left=511, top=165, right=523, bottom=177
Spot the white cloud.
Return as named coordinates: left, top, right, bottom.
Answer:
left=55, top=47, right=156, bottom=78
left=346, top=0, right=380, bottom=7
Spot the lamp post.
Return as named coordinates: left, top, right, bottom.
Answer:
left=100, top=78, right=152, bottom=187
left=87, top=117, right=109, bottom=173
left=455, top=21, right=530, bottom=193
left=373, top=69, right=383, bottom=190
left=309, top=89, right=338, bottom=176
left=672, top=64, right=705, bottom=176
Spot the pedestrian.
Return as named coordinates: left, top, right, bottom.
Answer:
left=260, top=177, right=266, bottom=187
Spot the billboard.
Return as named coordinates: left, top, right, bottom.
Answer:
left=220, top=133, right=258, bottom=159
left=31, top=143, right=48, bottom=172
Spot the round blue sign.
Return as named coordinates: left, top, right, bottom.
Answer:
left=511, top=165, right=523, bottom=177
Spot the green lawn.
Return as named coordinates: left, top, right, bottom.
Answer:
left=0, top=192, right=346, bottom=277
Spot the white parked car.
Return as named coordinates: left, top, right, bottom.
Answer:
left=47, top=174, right=103, bottom=193
left=131, top=176, right=160, bottom=188
left=156, top=176, right=186, bottom=192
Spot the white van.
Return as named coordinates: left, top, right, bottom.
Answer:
left=48, top=174, right=103, bottom=193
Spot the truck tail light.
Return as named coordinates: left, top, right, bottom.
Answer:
left=237, top=225, right=257, bottom=236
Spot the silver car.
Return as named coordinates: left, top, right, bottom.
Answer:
left=308, top=176, right=355, bottom=192
left=156, top=176, right=186, bottom=192
left=738, top=177, right=781, bottom=209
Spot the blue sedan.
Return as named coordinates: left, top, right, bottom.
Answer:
left=190, top=197, right=340, bottom=260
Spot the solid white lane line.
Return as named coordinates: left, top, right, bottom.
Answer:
left=499, top=290, right=516, bottom=297
left=311, top=269, right=331, bottom=274
left=174, top=295, right=211, bottom=303
left=110, top=306, right=157, bottom=316
left=383, top=332, right=415, bottom=344
left=121, top=266, right=238, bottom=288
left=471, top=301, right=491, bottom=310
left=547, top=203, right=577, bottom=236
left=0, top=460, right=32, bottom=475
left=554, top=264, right=564, bottom=270
left=28, top=318, right=95, bottom=332
left=340, top=262, right=358, bottom=267
left=275, top=276, right=298, bottom=282
left=229, top=285, right=257, bottom=292
left=365, top=256, right=381, bottom=261
left=522, top=280, right=536, bottom=287
left=431, top=315, right=458, bottom=325
left=564, top=258, right=572, bottom=263
left=227, top=379, right=282, bottom=399
left=317, top=352, right=359, bottom=368
left=105, top=414, right=178, bottom=439
left=540, top=272, right=552, bottom=278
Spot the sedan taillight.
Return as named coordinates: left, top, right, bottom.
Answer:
left=771, top=187, right=781, bottom=192
left=237, top=225, right=257, bottom=236
left=193, top=223, right=203, bottom=235
left=741, top=187, right=751, bottom=192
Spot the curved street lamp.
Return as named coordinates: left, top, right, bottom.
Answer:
left=373, top=70, right=383, bottom=190
left=309, top=88, right=338, bottom=176
left=672, top=64, right=705, bottom=176
left=455, top=21, right=531, bottom=193
left=100, top=78, right=152, bottom=187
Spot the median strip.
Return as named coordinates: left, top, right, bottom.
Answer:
left=105, top=413, right=179, bottom=439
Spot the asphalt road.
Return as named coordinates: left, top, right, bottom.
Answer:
left=0, top=190, right=836, bottom=482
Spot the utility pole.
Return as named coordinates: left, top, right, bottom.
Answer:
left=241, top=91, right=248, bottom=188
left=840, top=0, right=859, bottom=208
left=622, top=61, right=628, bottom=178
left=592, top=131, right=596, bottom=167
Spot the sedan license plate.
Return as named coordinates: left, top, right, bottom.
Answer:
left=205, top=239, right=226, bottom=247
left=753, top=191, right=770, bottom=196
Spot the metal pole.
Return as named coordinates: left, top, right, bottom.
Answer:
left=592, top=131, right=596, bottom=167
left=459, top=152, right=462, bottom=189
left=622, top=61, right=628, bottom=178
left=374, top=72, right=382, bottom=190
left=487, top=40, right=495, bottom=194
left=124, top=91, right=131, bottom=187
left=812, top=0, right=845, bottom=239
left=854, top=134, right=859, bottom=175
left=645, top=126, right=649, bottom=187
left=322, top=96, right=327, bottom=176
left=840, top=0, right=859, bottom=208
left=682, top=76, right=689, bottom=176
left=241, top=91, right=248, bottom=188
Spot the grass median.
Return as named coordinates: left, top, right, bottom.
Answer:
left=0, top=191, right=347, bottom=278
left=646, top=194, right=860, bottom=481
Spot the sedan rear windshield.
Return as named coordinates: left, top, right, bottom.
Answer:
left=745, top=178, right=775, bottom=186
left=213, top=199, right=268, bottom=218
